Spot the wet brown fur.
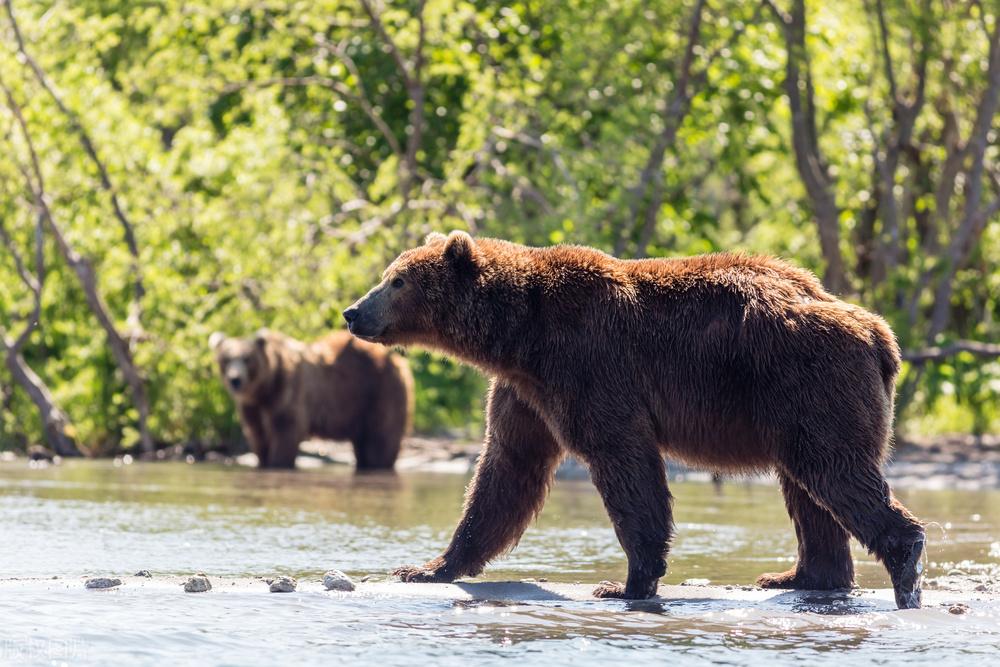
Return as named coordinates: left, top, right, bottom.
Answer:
left=213, top=330, right=413, bottom=470
left=345, top=232, right=925, bottom=607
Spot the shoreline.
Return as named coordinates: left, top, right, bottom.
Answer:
left=3, top=433, right=999, bottom=490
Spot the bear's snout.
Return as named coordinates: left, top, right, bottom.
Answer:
left=229, top=377, right=243, bottom=390
left=343, top=303, right=383, bottom=339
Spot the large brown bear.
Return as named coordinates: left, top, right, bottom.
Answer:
left=210, top=329, right=413, bottom=470
left=344, top=231, right=926, bottom=609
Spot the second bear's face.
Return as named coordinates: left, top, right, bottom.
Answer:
left=209, top=331, right=271, bottom=400
left=344, top=231, right=477, bottom=346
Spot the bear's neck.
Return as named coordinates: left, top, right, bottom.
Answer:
left=434, top=263, right=545, bottom=383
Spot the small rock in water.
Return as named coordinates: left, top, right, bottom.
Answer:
left=184, top=574, right=212, bottom=593
left=270, top=576, right=297, bottom=593
left=323, top=570, right=355, bottom=592
left=85, top=577, right=122, bottom=590
left=948, top=603, right=970, bottom=615
left=680, top=578, right=711, bottom=587
left=360, top=575, right=373, bottom=583
left=135, top=570, right=152, bottom=578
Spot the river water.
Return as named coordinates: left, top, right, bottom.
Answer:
left=1, top=460, right=997, bottom=665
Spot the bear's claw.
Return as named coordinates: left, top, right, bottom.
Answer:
left=592, top=581, right=628, bottom=598
left=592, top=580, right=659, bottom=600
left=392, top=565, right=453, bottom=583
left=889, top=538, right=924, bottom=610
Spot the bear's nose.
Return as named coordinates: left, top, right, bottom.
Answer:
left=342, top=306, right=359, bottom=325
left=229, top=377, right=242, bottom=390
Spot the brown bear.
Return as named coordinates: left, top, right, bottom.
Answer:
left=343, top=231, right=926, bottom=609
left=210, top=329, right=413, bottom=470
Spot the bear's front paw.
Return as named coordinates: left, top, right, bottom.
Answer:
left=756, top=569, right=799, bottom=589
left=592, top=581, right=627, bottom=598
left=392, top=564, right=454, bottom=583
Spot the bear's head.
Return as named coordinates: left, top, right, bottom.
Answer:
left=209, top=329, right=275, bottom=401
left=343, top=230, right=490, bottom=352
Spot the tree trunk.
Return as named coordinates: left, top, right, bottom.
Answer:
left=3, top=344, right=81, bottom=457
left=775, top=0, right=848, bottom=293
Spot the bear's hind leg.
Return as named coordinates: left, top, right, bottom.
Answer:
left=757, top=472, right=854, bottom=590
left=782, top=455, right=924, bottom=609
left=394, top=381, right=563, bottom=583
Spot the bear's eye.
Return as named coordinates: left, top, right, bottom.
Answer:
left=391, top=277, right=405, bottom=289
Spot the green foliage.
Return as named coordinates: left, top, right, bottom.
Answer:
left=0, top=0, right=997, bottom=452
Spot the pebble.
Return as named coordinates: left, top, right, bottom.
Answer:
left=184, top=574, right=212, bottom=593
left=270, top=576, right=297, bottom=593
left=85, top=577, right=122, bottom=590
left=323, top=570, right=355, bottom=592
left=680, top=578, right=711, bottom=586
left=948, top=603, right=970, bottom=615
left=135, top=570, right=152, bottom=578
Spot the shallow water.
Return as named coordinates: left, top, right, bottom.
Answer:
left=1, top=460, right=998, bottom=665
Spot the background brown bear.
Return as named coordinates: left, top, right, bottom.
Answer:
left=344, top=231, right=926, bottom=609
left=210, top=329, right=413, bottom=470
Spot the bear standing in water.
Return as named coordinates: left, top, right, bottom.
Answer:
left=344, top=231, right=925, bottom=609
left=211, top=329, right=413, bottom=470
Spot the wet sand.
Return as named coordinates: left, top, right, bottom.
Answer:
left=6, top=575, right=994, bottom=608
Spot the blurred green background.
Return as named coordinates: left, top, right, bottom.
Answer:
left=0, top=0, right=997, bottom=455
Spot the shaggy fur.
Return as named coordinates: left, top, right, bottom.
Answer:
left=343, top=231, right=925, bottom=609
left=211, top=329, right=413, bottom=470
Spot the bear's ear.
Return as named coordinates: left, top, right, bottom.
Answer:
left=254, top=328, right=270, bottom=350
left=424, top=231, right=447, bottom=245
left=443, top=230, right=477, bottom=274
left=208, top=331, right=225, bottom=351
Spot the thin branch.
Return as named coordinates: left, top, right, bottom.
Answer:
left=612, top=0, right=708, bottom=256
left=761, top=0, right=790, bottom=24
left=926, top=17, right=1000, bottom=340
left=358, top=0, right=427, bottom=195
left=223, top=75, right=403, bottom=156
left=768, top=0, right=848, bottom=292
left=0, top=64, right=155, bottom=454
left=491, top=125, right=581, bottom=201
left=902, top=340, right=1000, bottom=363
left=873, top=0, right=898, bottom=104
left=316, top=36, right=405, bottom=157
left=359, top=0, right=415, bottom=86
left=0, top=212, right=43, bottom=352
left=4, top=0, right=145, bottom=320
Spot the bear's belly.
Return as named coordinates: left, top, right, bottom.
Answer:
left=657, top=422, right=775, bottom=473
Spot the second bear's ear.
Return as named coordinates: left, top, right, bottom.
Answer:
left=424, top=231, right=447, bottom=245
left=443, top=230, right=477, bottom=274
left=208, top=331, right=225, bottom=351
left=254, top=328, right=270, bottom=350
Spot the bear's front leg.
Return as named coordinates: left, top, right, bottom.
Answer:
left=574, top=434, right=673, bottom=601
left=238, top=404, right=270, bottom=467
left=394, top=381, right=563, bottom=583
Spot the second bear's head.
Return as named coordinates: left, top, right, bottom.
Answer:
left=343, top=230, right=508, bottom=355
left=209, top=329, right=277, bottom=400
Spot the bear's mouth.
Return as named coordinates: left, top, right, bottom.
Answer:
left=346, top=322, right=386, bottom=342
